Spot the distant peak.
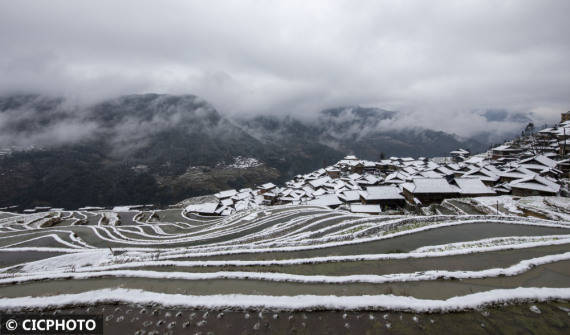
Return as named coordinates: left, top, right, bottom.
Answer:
left=319, top=106, right=396, bottom=120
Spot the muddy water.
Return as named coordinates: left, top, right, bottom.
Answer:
left=140, top=243, right=570, bottom=275
left=1, top=261, right=568, bottom=300
left=0, top=232, right=74, bottom=249
left=2, top=301, right=569, bottom=334
left=116, top=212, right=139, bottom=225
left=66, top=210, right=331, bottom=248
left=0, top=213, right=18, bottom=220
left=0, top=250, right=66, bottom=268
left=157, top=210, right=219, bottom=224
left=199, top=223, right=570, bottom=261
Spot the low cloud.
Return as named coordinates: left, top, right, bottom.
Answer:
left=0, top=0, right=569, bottom=140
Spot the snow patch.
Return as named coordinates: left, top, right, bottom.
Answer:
left=0, top=287, right=568, bottom=312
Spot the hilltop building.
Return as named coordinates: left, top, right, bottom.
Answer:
left=562, top=111, right=570, bottom=123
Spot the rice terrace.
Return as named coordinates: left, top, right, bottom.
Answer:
left=0, top=194, right=569, bottom=333
left=2, top=1, right=570, bottom=334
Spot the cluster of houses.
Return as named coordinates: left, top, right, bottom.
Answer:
left=185, top=113, right=570, bottom=217
left=491, top=113, right=570, bottom=160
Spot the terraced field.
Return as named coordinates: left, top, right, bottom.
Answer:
left=0, top=200, right=569, bottom=333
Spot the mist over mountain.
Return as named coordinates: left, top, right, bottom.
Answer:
left=237, top=106, right=486, bottom=159
left=0, top=93, right=528, bottom=209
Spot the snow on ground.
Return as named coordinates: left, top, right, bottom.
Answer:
left=474, top=196, right=523, bottom=214
left=0, top=203, right=568, bottom=311
left=518, top=196, right=570, bottom=221
left=18, top=250, right=148, bottom=273
left=0, top=287, right=569, bottom=312
left=3, top=252, right=570, bottom=285
left=226, top=156, right=262, bottom=168
left=412, top=235, right=569, bottom=253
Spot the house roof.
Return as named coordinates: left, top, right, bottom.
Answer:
left=350, top=204, right=382, bottom=214
left=357, top=175, right=381, bottom=185
left=450, top=148, right=469, bottom=155
left=385, top=171, right=410, bottom=183
left=404, top=178, right=458, bottom=194
left=435, top=166, right=454, bottom=175
left=463, top=168, right=499, bottom=181
left=519, top=155, right=557, bottom=169
left=338, top=190, right=361, bottom=202
left=233, top=191, right=251, bottom=201
left=215, top=189, right=237, bottom=199
left=509, top=175, right=560, bottom=194
left=420, top=170, right=442, bottom=178
left=454, top=178, right=496, bottom=195
left=307, top=194, right=343, bottom=207
left=185, top=202, right=218, bottom=214
left=362, top=186, right=405, bottom=200
left=308, top=176, right=331, bottom=188
left=258, top=183, right=276, bottom=190
left=492, top=144, right=522, bottom=152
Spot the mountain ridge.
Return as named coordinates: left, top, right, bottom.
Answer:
left=0, top=93, right=507, bottom=209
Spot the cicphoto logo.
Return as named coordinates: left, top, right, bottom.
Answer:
left=0, top=315, right=103, bottom=334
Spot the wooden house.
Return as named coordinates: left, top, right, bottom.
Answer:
left=402, top=178, right=459, bottom=205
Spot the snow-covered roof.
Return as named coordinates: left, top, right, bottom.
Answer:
left=233, top=191, right=251, bottom=201
left=402, top=167, right=418, bottom=175
left=450, top=148, right=469, bottom=155
left=519, top=155, right=557, bottom=169
left=347, top=173, right=361, bottom=180
left=385, top=172, right=409, bottom=183
left=258, top=183, right=276, bottom=190
left=499, top=166, right=535, bottom=180
left=78, top=206, right=105, bottom=211
left=307, top=194, right=342, bottom=207
left=308, top=176, right=331, bottom=188
left=405, top=178, right=458, bottom=194
left=338, top=190, right=361, bottom=202
left=312, top=188, right=326, bottom=196
left=454, top=178, right=496, bottom=195
left=446, top=163, right=461, bottom=171
left=215, top=189, right=237, bottom=199
left=112, top=206, right=134, bottom=212
left=509, top=175, right=560, bottom=194
left=362, top=186, right=404, bottom=200
left=492, top=145, right=509, bottom=151
left=350, top=204, right=382, bottom=214
left=435, top=166, right=454, bottom=175
left=419, top=170, right=442, bottom=178
left=463, top=168, right=499, bottom=181
left=185, top=202, right=218, bottom=214
left=492, top=144, right=522, bottom=152
left=464, top=156, right=485, bottom=164
left=357, top=175, right=381, bottom=185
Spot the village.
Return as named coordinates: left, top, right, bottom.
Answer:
left=184, top=112, right=570, bottom=217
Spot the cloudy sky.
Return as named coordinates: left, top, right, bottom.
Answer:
left=1, top=0, right=569, bottom=137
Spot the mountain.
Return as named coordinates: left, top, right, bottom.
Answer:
left=0, top=94, right=340, bottom=209
left=316, top=106, right=486, bottom=158
left=0, top=94, right=485, bottom=209
left=236, top=106, right=486, bottom=160
left=470, top=109, right=536, bottom=145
